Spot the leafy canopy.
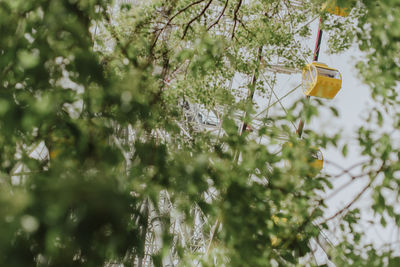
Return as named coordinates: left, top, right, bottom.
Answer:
left=0, top=0, right=400, bottom=266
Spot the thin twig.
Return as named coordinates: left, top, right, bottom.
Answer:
left=322, top=162, right=386, bottom=223
left=207, top=0, right=229, bottom=30
left=324, top=174, right=367, bottom=202
left=151, top=0, right=206, bottom=49
left=237, top=18, right=257, bottom=39
left=182, top=0, right=213, bottom=39
left=323, top=180, right=372, bottom=223
left=231, top=0, right=242, bottom=39
left=103, top=10, right=138, bottom=67
left=239, top=46, right=263, bottom=136
left=326, top=159, right=369, bottom=178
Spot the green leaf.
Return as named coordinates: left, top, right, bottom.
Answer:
left=18, top=50, right=40, bottom=69
left=342, top=144, right=348, bottom=157
left=330, top=106, right=339, bottom=117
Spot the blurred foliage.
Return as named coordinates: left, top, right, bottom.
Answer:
left=0, top=0, right=400, bottom=266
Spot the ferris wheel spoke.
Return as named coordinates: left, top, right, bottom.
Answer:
left=254, top=83, right=301, bottom=120
left=294, top=15, right=320, bottom=34
left=260, top=72, right=298, bottom=132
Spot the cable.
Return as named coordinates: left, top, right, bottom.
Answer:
left=253, top=83, right=301, bottom=120
left=261, top=72, right=298, bottom=131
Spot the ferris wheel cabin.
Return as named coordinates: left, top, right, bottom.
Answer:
left=302, top=62, right=342, bottom=99
left=309, top=148, right=324, bottom=173
left=322, top=1, right=350, bottom=17
left=282, top=142, right=324, bottom=174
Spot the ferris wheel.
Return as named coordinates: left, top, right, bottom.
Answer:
left=105, top=1, right=351, bottom=266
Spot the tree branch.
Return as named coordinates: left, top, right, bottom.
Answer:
left=322, top=159, right=372, bottom=201
left=103, top=10, right=138, bottom=67
left=231, top=0, right=242, bottom=39
left=324, top=174, right=367, bottom=202
left=325, top=159, right=369, bottom=178
left=170, top=0, right=206, bottom=22
left=237, top=18, right=256, bottom=39
left=207, top=0, right=229, bottom=31
left=322, top=162, right=386, bottom=224
left=151, top=0, right=206, bottom=50
left=182, top=0, right=213, bottom=39
left=323, top=180, right=372, bottom=222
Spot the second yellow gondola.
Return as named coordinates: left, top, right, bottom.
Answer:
left=282, top=142, right=324, bottom=174
left=309, top=148, right=324, bottom=172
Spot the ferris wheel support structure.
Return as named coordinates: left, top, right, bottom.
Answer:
left=240, top=46, right=263, bottom=135
left=297, top=17, right=323, bottom=138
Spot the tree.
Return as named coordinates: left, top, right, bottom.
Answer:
left=0, top=0, right=399, bottom=266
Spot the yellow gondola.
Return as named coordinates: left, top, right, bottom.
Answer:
left=302, top=62, right=342, bottom=99
left=322, top=1, right=350, bottom=17
left=309, top=148, right=324, bottom=173
left=282, top=142, right=324, bottom=174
